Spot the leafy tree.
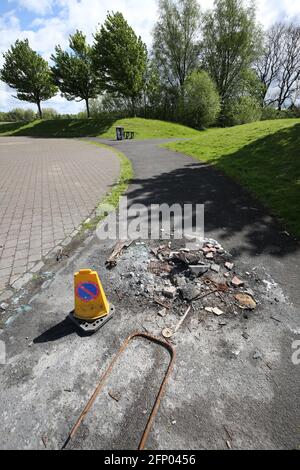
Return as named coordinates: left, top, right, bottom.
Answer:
left=287, top=104, right=300, bottom=118
left=184, top=71, right=221, bottom=128
left=51, top=31, right=100, bottom=117
left=153, top=0, right=201, bottom=94
left=8, top=108, right=36, bottom=122
left=202, top=0, right=260, bottom=105
left=223, top=96, right=262, bottom=126
left=142, top=61, right=165, bottom=118
left=93, top=12, right=147, bottom=116
left=236, top=68, right=266, bottom=103
left=42, top=108, right=59, bottom=120
left=0, top=108, right=36, bottom=122
left=261, top=106, right=281, bottom=121
left=0, top=39, right=57, bottom=118
left=90, top=93, right=131, bottom=117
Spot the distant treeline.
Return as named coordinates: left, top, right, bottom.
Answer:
left=0, top=108, right=86, bottom=122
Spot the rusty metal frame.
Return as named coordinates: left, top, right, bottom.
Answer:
left=62, top=332, right=176, bottom=450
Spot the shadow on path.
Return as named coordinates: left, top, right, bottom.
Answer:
left=33, top=317, right=91, bottom=343
left=90, top=137, right=299, bottom=260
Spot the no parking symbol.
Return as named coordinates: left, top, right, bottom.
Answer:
left=76, top=282, right=100, bottom=302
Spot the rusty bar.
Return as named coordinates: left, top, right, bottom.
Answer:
left=62, top=332, right=176, bottom=450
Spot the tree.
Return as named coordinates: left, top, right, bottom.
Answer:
left=256, top=23, right=300, bottom=109
left=184, top=71, right=220, bottom=128
left=142, top=61, right=165, bottom=118
left=223, top=96, right=262, bottom=126
left=0, top=39, right=57, bottom=118
left=152, top=0, right=201, bottom=94
left=275, top=24, right=300, bottom=110
left=1, top=108, right=36, bottom=122
left=51, top=31, right=100, bottom=117
left=254, top=23, right=285, bottom=104
left=202, top=0, right=259, bottom=104
left=90, top=93, right=132, bottom=117
left=42, top=108, right=59, bottom=120
left=93, top=12, right=147, bottom=116
left=236, top=68, right=266, bottom=103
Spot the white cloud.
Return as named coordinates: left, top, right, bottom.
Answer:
left=256, top=0, right=300, bottom=27
left=1, top=0, right=300, bottom=113
left=53, top=0, right=159, bottom=45
left=10, top=0, right=53, bottom=16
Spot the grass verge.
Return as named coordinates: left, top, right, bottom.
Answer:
left=165, top=119, right=300, bottom=238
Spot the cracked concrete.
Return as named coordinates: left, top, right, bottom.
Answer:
left=0, top=235, right=299, bottom=449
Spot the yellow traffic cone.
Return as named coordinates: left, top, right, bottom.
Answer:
left=69, top=269, right=114, bottom=333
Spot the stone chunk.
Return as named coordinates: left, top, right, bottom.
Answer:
left=158, top=308, right=167, bottom=317
left=189, top=264, right=209, bottom=276
left=210, top=263, right=220, bottom=273
left=163, top=286, right=177, bottom=298
left=180, top=283, right=200, bottom=301
left=231, top=276, right=244, bottom=287
left=205, top=306, right=223, bottom=315
left=225, top=262, right=234, bottom=270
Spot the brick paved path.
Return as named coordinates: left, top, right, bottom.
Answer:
left=0, top=138, right=120, bottom=292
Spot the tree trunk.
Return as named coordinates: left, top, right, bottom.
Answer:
left=37, top=101, right=42, bottom=119
left=86, top=99, right=90, bottom=118
left=131, top=97, right=136, bottom=117
left=180, top=85, right=185, bottom=120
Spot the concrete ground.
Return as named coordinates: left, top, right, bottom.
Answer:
left=0, top=138, right=120, bottom=292
left=0, top=138, right=299, bottom=450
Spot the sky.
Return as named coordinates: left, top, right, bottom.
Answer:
left=0, top=0, right=300, bottom=114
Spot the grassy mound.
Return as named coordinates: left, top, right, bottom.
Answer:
left=0, top=117, right=200, bottom=139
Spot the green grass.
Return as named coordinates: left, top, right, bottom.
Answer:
left=166, top=119, right=300, bottom=238
left=100, top=117, right=199, bottom=139
left=0, top=117, right=199, bottom=139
